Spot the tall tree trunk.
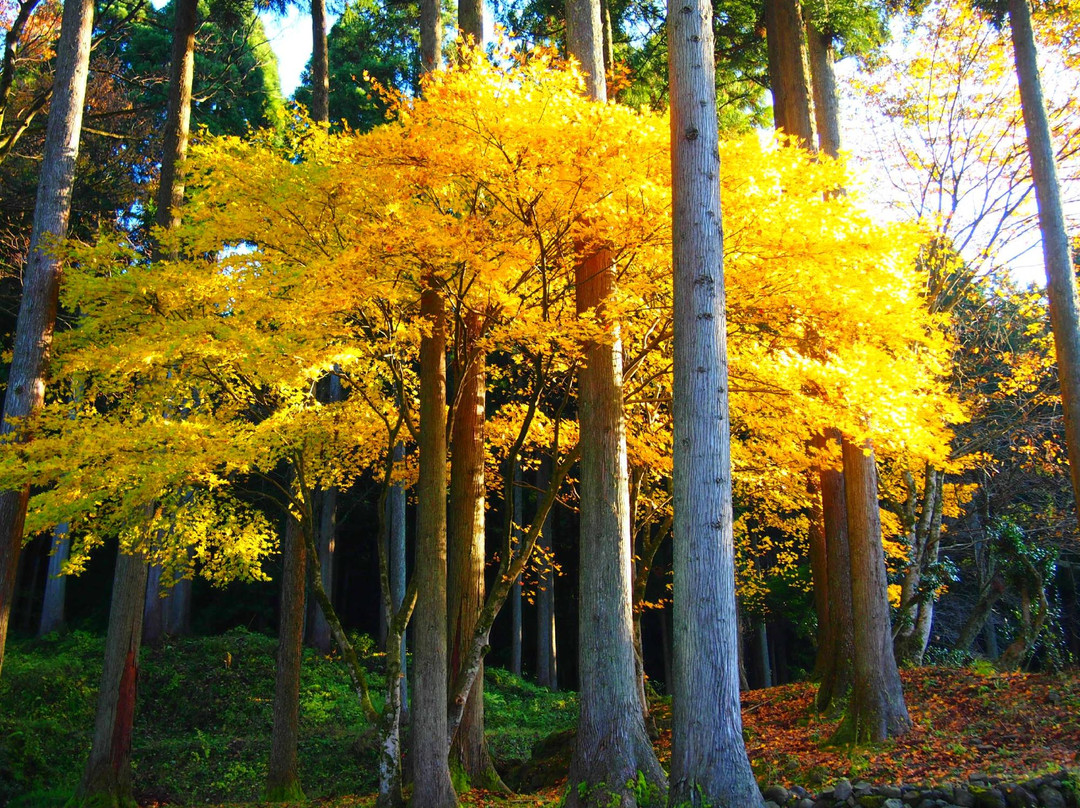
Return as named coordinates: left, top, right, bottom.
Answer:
left=832, top=438, right=911, bottom=743
left=310, top=0, right=329, bottom=124
left=73, top=549, right=148, bottom=807
left=535, top=460, right=557, bottom=690
left=389, top=442, right=408, bottom=717
left=815, top=436, right=854, bottom=715
left=38, top=526, right=69, bottom=635
left=807, top=473, right=830, bottom=679
left=412, top=287, right=457, bottom=808
left=420, top=0, right=442, bottom=74
left=0, top=0, right=94, bottom=680
left=447, top=317, right=503, bottom=792
left=764, top=0, right=814, bottom=147
left=805, top=21, right=839, bottom=157
left=154, top=0, right=197, bottom=239
left=458, top=0, right=483, bottom=45
left=510, top=470, right=523, bottom=677
left=667, top=0, right=762, bottom=800
left=563, top=4, right=665, bottom=804
left=1008, top=0, right=1080, bottom=515
left=266, top=514, right=307, bottom=801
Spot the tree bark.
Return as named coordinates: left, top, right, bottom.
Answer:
left=310, top=0, right=330, bottom=124
left=420, top=0, right=442, bottom=74
left=805, top=21, right=840, bottom=158
left=832, top=438, right=911, bottom=743
left=458, top=0, right=483, bottom=45
left=807, top=473, right=830, bottom=679
left=163, top=575, right=191, bottom=636
left=73, top=549, right=148, bottom=807
left=510, top=470, right=523, bottom=678
left=563, top=4, right=665, bottom=804
left=535, top=459, right=557, bottom=690
left=667, top=0, right=762, bottom=799
left=412, top=287, right=457, bottom=808
left=0, top=0, right=94, bottom=681
left=154, top=0, right=197, bottom=241
left=389, top=442, right=408, bottom=717
left=38, top=526, right=69, bottom=636
left=266, top=514, right=307, bottom=801
left=566, top=0, right=607, bottom=101
left=1008, top=0, right=1080, bottom=515
left=764, top=0, right=815, bottom=148
left=447, top=316, right=502, bottom=792
left=564, top=246, right=666, bottom=808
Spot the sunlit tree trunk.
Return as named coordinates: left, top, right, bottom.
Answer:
left=459, top=0, right=482, bottom=44
left=73, top=548, right=148, bottom=807
left=447, top=314, right=503, bottom=791
left=420, top=0, right=442, bottom=74
left=154, top=0, right=197, bottom=240
left=832, top=438, right=911, bottom=743
left=1008, top=0, right=1080, bottom=515
left=564, top=5, right=665, bottom=803
left=0, top=0, right=94, bottom=680
left=667, top=0, right=762, bottom=801
left=412, top=287, right=457, bottom=808
left=765, top=0, right=814, bottom=147
left=266, top=514, right=307, bottom=801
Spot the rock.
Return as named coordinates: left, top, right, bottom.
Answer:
left=834, top=780, right=854, bottom=802
left=791, top=786, right=810, bottom=799
left=1003, top=785, right=1037, bottom=807
left=796, top=799, right=814, bottom=808
left=855, top=782, right=875, bottom=796
left=884, top=801, right=904, bottom=808
left=1037, top=786, right=1066, bottom=808
left=880, top=787, right=902, bottom=799
left=904, top=791, right=924, bottom=805
left=857, top=796, right=887, bottom=808
left=764, top=802, right=782, bottom=808
left=953, top=786, right=976, bottom=807
left=764, top=785, right=792, bottom=804
left=972, top=787, right=1007, bottom=808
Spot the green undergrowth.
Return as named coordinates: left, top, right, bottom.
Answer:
left=0, top=629, right=577, bottom=806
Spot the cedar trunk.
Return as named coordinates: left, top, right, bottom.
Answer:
left=563, top=7, right=665, bottom=802
left=815, top=430, right=854, bottom=715
left=764, top=0, right=815, bottom=147
left=458, top=0, right=482, bottom=44
left=1008, top=0, right=1080, bottom=515
left=74, top=550, right=148, bottom=807
left=834, top=438, right=911, bottom=743
left=412, top=287, right=457, bottom=808
left=154, top=0, right=197, bottom=238
left=667, top=0, right=762, bottom=800
left=266, top=515, right=307, bottom=801
left=0, top=0, right=94, bottom=679
left=447, top=324, right=502, bottom=790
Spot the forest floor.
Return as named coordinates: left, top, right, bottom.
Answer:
left=2, top=631, right=1079, bottom=806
